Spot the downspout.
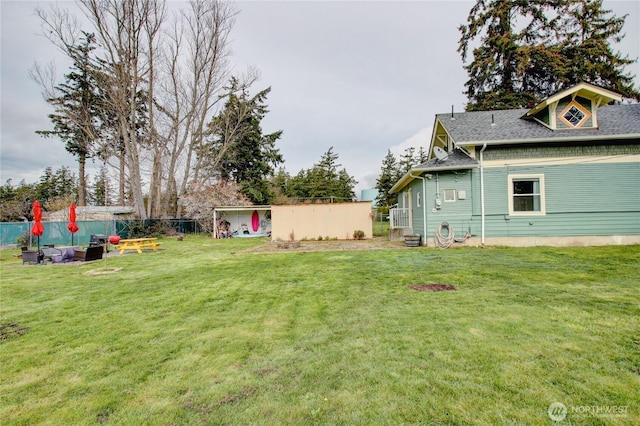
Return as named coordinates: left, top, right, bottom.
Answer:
left=410, top=172, right=428, bottom=246
left=479, top=143, right=487, bottom=245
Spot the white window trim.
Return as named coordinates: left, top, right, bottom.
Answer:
left=443, top=189, right=456, bottom=202
left=416, top=191, right=421, bottom=208
left=508, top=174, right=546, bottom=216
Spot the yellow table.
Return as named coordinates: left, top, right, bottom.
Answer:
left=114, top=238, right=161, bottom=254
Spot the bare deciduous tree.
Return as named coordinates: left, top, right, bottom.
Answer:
left=34, top=0, right=242, bottom=219
left=158, top=0, right=238, bottom=218
left=77, top=0, right=166, bottom=219
left=181, top=180, right=252, bottom=232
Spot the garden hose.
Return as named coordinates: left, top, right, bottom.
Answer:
left=434, top=221, right=455, bottom=248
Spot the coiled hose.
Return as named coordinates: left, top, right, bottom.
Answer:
left=434, top=222, right=455, bottom=248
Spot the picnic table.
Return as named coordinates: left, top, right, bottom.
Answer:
left=114, top=238, right=161, bottom=254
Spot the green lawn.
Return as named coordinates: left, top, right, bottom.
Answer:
left=1, top=237, right=638, bottom=425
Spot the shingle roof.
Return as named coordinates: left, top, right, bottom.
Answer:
left=436, top=103, right=640, bottom=146
left=390, top=149, right=478, bottom=193
left=414, top=148, right=478, bottom=171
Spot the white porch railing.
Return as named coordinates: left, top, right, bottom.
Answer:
left=389, top=208, right=410, bottom=229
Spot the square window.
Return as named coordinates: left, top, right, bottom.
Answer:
left=444, top=189, right=456, bottom=202
left=508, top=174, right=546, bottom=216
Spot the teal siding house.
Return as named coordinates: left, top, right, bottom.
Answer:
left=390, top=83, right=640, bottom=246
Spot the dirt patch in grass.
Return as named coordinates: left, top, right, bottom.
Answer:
left=244, top=237, right=407, bottom=253
left=408, top=284, right=457, bottom=292
left=85, top=267, right=123, bottom=276
left=0, top=322, right=30, bottom=341
left=214, top=387, right=256, bottom=407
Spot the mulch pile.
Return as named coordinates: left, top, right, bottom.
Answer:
left=408, top=284, right=457, bottom=292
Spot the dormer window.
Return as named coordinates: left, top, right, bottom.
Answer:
left=559, top=101, right=591, bottom=128
left=524, top=83, right=620, bottom=129
left=564, top=106, right=585, bottom=126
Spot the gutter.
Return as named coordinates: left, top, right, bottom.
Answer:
left=409, top=172, right=428, bottom=246
left=456, top=133, right=640, bottom=147
left=479, top=143, right=487, bottom=245
left=390, top=164, right=477, bottom=194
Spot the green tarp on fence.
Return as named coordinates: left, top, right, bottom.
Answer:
left=0, top=219, right=203, bottom=247
left=0, top=221, right=114, bottom=247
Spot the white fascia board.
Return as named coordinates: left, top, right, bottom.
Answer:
left=390, top=165, right=477, bottom=194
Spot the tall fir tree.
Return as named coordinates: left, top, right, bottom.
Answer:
left=415, top=146, right=429, bottom=164
left=557, top=0, right=639, bottom=100
left=458, top=0, right=557, bottom=110
left=36, top=32, right=104, bottom=205
left=398, top=147, right=416, bottom=175
left=375, top=150, right=400, bottom=207
left=287, top=147, right=357, bottom=203
left=204, top=79, right=283, bottom=204
left=458, top=0, right=638, bottom=110
left=89, top=166, right=113, bottom=206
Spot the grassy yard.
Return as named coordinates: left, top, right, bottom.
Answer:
left=1, top=237, right=638, bottom=425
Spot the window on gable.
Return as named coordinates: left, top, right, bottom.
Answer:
left=508, top=174, right=546, bottom=216
left=559, top=101, right=591, bottom=128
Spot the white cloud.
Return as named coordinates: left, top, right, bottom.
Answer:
left=389, top=127, right=433, bottom=158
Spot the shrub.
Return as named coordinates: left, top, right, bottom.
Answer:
left=353, top=230, right=365, bottom=240
left=15, top=231, right=29, bottom=248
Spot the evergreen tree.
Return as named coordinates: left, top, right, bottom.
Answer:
left=398, top=147, right=416, bottom=174
left=312, top=147, right=356, bottom=202
left=33, top=166, right=77, bottom=211
left=89, top=166, right=113, bottom=206
left=204, top=79, right=283, bottom=204
left=557, top=0, right=639, bottom=99
left=459, top=0, right=639, bottom=111
left=289, top=169, right=312, bottom=202
left=415, top=146, right=429, bottom=165
left=36, top=32, right=104, bottom=205
left=0, top=179, right=37, bottom=222
left=458, top=0, right=556, bottom=110
left=375, top=150, right=400, bottom=208
left=269, top=168, right=294, bottom=204
left=287, top=147, right=357, bottom=203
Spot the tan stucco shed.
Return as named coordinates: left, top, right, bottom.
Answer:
left=271, top=202, right=373, bottom=241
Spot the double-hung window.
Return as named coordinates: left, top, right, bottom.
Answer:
left=508, top=174, right=546, bottom=216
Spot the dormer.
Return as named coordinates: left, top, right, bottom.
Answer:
left=522, top=82, right=622, bottom=130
